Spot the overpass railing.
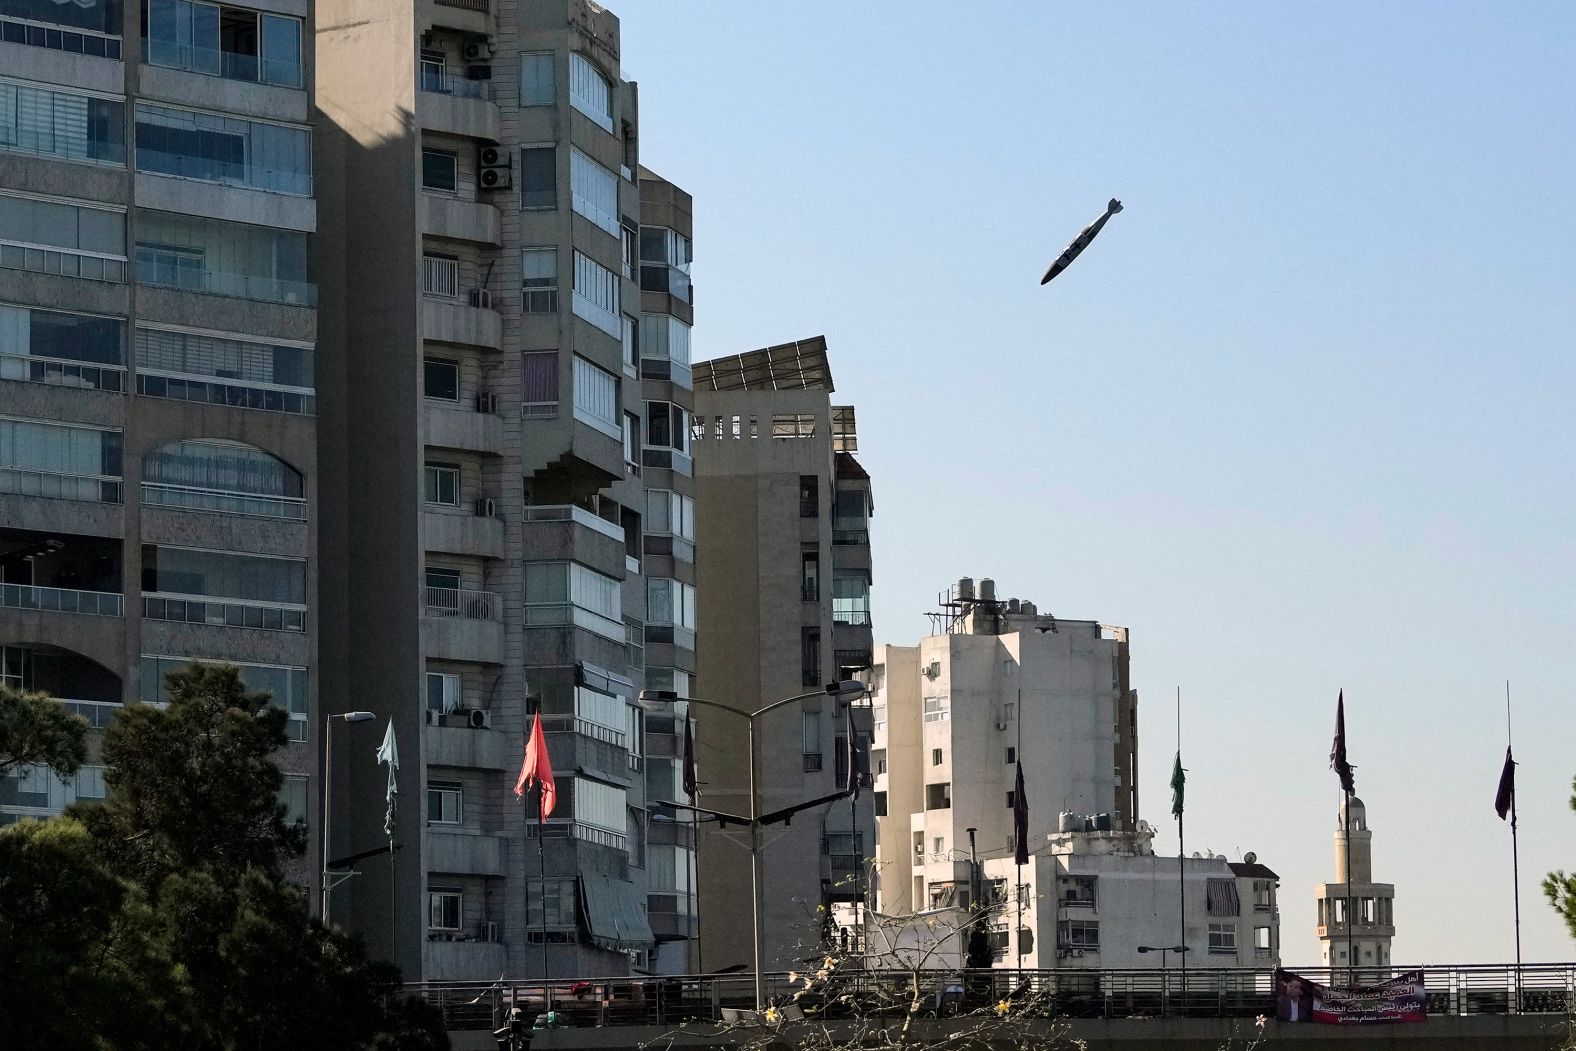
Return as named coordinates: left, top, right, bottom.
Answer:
left=407, top=963, right=1576, bottom=1032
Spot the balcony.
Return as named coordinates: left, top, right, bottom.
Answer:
left=0, top=466, right=121, bottom=504
left=423, top=195, right=501, bottom=246
left=424, top=586, right=499, bottom=620
left=424, top=586, right=504, bottom=664
left=422, top=938, right=505, bottom=982
left=0, top=352, right=124, bottom=393
left=136, top=372, right=314, bottom=415
left=142, top=595, right=305, bottom=632
left=134, top=252, right=315, bottom=307
left=425, top=722, right=511, bottom=770
left=141, top=482, right=306, bottom=521
left=519, top=505, right=627, bottom=579
left=1, top=583, right=121, bottom=617
left=416, top=68, right=499, bottom=140
left=424, top=509, right=503, bottom=560
left=833, top=527, right=869, bottom=546
left=426, top=830, right=506, bottom=876
left=422, top=296, right=501, bottom=350
left=424, top=400, right=504, bottom=455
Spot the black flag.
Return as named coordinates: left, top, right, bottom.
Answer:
left=1495, top=746, right=1516, bottom=821
left=1012, top=761, right=1029, bottom=866
left=682, top=715, right=697, bottom=799
left=1330, top=690, right=1355, bottom=795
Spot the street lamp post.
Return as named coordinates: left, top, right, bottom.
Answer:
left=640, top=680, right=867, bottom=1015
left=1137, top=944, right=1189, bottom=1017
left=321, top=710, right=376, bottom=921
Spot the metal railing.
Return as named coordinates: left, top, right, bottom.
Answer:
left=0, top=352, right=125, bottom=392
left=833, top=528, right=869, bottom=546
left=521, top=504, right=624, bottom=542
left=423, top=255, right=460, bottom=298
left=143, top=594, right=306, bottom=632
left=410, top=963, right=1576, bottom=1030
left=136, top=371, right=315, bottom=415
left=425, top=586, right=500, bottom=621
left=833, top=609, right=872, bottom=626
left=141, top=482, right=307, bottom=521
left=435, top=0, right=488, bottom=9
left=0, top=466, right=121, bottom=503
left=418, top=65, right=489, bottom=100
left=1, top=584, right=122, bottom=617
left=60, top=698, right=122, bottom=729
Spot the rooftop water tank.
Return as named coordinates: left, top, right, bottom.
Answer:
left=1007, top=598, right=1021, bottom=614
left=956, top=577, right=975, bottom=601
left=979, top=578, right=996, bottom=601
left=1021, top=601, right=1037, bottom=617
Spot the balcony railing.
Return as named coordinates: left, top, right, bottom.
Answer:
left=0, top=584, right=122, bottom=617
left=59, top=698, right=122, bottom=729
left=141, top=482, right=307, bottom=521
left=835, top=648, right=873, bottom=670
left=435, top=0, right=488, bottom=9
left=423, top=256, right=460, bottom=298
left=134, top=252, right=316, bottom=306
left=418, top=65, right=489, bottom=100
left=136, top=372, right=315, bottom=415
left=425, top=586, right=500, bottom=621
left=833, top=528, right=869, bottom=546
left=833, top=609, right=872, bottom=626
left=142, top=594, right=306, bottom=632
left=0, top=352, right=125, bottom=392
left=521, top=504, right=624, bottom=543
left=0, top=466, right=121, bottom=503
left=540, top=713, right=626, bottom=749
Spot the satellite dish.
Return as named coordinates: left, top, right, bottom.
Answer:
left=1244, top=851, right=1257, bottom=864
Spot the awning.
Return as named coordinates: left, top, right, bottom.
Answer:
left=580, top=874, right=655, bottom=952
left=1206, top=878, right=1241, bottom=917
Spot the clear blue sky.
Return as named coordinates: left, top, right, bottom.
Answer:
left=619, top=1, right=1576, bottom=966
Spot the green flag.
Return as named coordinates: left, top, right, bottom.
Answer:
left=1170, top=751, right=1185, bottom=819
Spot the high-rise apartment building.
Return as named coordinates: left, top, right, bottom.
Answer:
left=692, top=338, right=876, bottom=971
left=316, top=0, right=696, bottom=980
left=0, top=0, right=320, bottom=883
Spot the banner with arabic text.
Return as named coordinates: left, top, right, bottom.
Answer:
left=1275, top=968, right=1425, bottom=1024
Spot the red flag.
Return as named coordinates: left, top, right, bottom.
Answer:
left=516, top=712, right=557, bottom=818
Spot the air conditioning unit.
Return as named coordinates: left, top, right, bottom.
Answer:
left=478, top=146, right=510, bottom=190
left=474, top=391, right=498, bottom=414
left=461, top=39, right=491, bottom=62
left=474, top=497, right=496, bottom=518
left=468, top=287, right=493, bottom=309
left=463, top=707, right=490, bottom=729
left=922, top=661, right=941, bottom=680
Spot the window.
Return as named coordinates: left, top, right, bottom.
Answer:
left=800, top=551, right=819, bottom=600
left=1006, top=791, right=1017, bottom=809
left=922, top=696, right=949, bottom=723
left=519, top=51, right=554, bottom=106
left=873, top=791, right=886, bottom=817
left=428, top=887, right=462, bottom=931
left=0, top=417, right=122, bottom=503
left=1208, top=923, right=1237, bottom=955
left=520, top=144, right=555, bottom=209
left=1006, top=747, right=1016, bottom=764
left=1254, top=926, right=1272, bottom=954
left=136, top=209, right=310, bottom=305
left=621, top=223, right=637, bottom=279
left=521, top=351, right=557, bottom=416
left=646, top=577, right=695, bottom=631
left=523, top=561, right=623, bottom=641
left=571, top=250, right=620, bottom=338
left=135, top=325, right=313, bottom=413
left=0, top=81, right=125, bottom=165
left=924, top=782, right=951, bottom=810
left=521, top=246, right=558, bottom=313
left=1059, top=875, right=1097, bottom=908
left=142, top=438, right=304, bottom=519
left=621, top=314, right=637, bottom=374
left=645, top=490, right=695, bottom=541
left=136, top=104, right=311, bottom=195
left=1253, top=880, right=1274, bottom=911
left=801, top=627, right=820, bottom=687
left=1058, top=920, right=1099, bottom=951
left=423, top=462, right=458, bottom=506
left=799, top=475, right=818, bottom=517
left=932, top=837, right=945, bottom=855
left=872, top=749, right=886, bottom=775
left=528, top=877, right=577, bottom=929
left=0, top=192, right=125, bottom=282
left=570, top=148, right=619, bottom=237
left=638, top=313, right=692, bottom=386
left=428, top=780, right=462, bottom=825
left=2, top=305, right=123, bottom=375
left=931, top=748, right=942, bottom=766
left=279, top=773, right=306, bottom=825
left=141, top=655, right=307, bottom=740
left=143, top=1, right=305, bottom=88
left=573, top=775, right=626, bottom=835
left=425, top=565, right=460, bottom=591
left=140, top=546, right=306, bottom=630
left=643, top=401, right=690, bottom=455
left=801, top=711, right=821, bottom=771
left=0, top=0, right=122, bottom=51
left=571, top=355, right=618, bottom=435
left=426, top=671, right=460, bottom=715
left=622, top=412, right=639, bottom=471
left=422, top=147, right=458, bottom=193
left=832, top=571, right=871, bottom=626
left=569, top=52, right=613, bottom=132
left=423, top=358, right=458, bottom=401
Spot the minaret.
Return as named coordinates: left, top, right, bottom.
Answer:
left=1314, top=797, right=1396, bottom=972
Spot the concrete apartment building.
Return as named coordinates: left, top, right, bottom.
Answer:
left=0, top=0, right=319, bottom=877
left=1315, top=796, right=1395, bottom=971
left=316, top=0, right=695, bottom=980
left=691, top=338, right=876, bottom=971
left=869, top=582, right=1280, bottom=972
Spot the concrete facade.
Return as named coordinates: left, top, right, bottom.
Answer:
left=1316, top=796, right=1396, bottom=971
left=0, top=0, right=320, bottom=894
left=692, top=338, right=876, bottom=972
left=315, top=0, right=696, bottom=980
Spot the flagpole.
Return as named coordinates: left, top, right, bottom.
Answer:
left=1176, top=688, right=1186, bottom=1009
left=1343, top=785, right=1354, bottom=984
left=538, top=783, right=548, bottom=985
left=1508, top=680, right=1522, bottom=1001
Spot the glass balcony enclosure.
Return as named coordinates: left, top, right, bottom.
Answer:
left=0, top=304, right=124, bottom=393
left=0, top=417, right=121, bottom=503
left=143, top=0, right=304, bottom=89
left=135, top=104, right=311, bottom=196
left=0, top=0, right=122, bottom=57
left=142, top=438, right=305, bottom=520
left=141, top=544, right=306, bottom=631
left=134, top=326, right=314, bottom=414
left=639, top=226, right=691, bottom=302
left=135, top=209, right=313, bottom=306
left=0, top=80, right=125, bottom=166
left=0, top=193, right=125, bottom=283
left=0, top=528, right=123, bottom=616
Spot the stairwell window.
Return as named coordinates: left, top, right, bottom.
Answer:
left=569, top=52, right=613, bottom=132
left=521, top=246, right=558, bottom=314
left=571, top=250, right=620, bottom=338
left=571, top=355, right=619, bottom=437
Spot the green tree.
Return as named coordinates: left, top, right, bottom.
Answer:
left=1544, top=776, right=1576, bottom=940
left=0, top=682, right=88, bottom=778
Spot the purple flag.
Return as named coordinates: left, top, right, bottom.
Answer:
left=1495, top=746, right=1515, bottom=821
left=682, top=715, right=697, bottom=799
left=1330, top=691, right=1355, bottom=795
left=1012, top=761, right=1029, bottom=866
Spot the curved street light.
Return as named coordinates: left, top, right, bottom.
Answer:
left=638, top=680, right=867, bottom=1013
